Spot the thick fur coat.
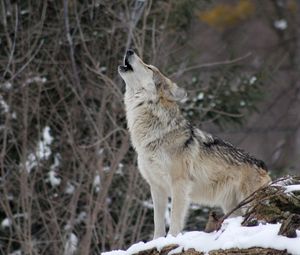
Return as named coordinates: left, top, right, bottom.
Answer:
left=118, top=50, right=271, bottom=238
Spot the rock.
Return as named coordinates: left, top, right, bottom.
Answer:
left=135, top=245, right=180, bottom=255
left=133, top=246, right=290, bottom=255
left=278, top=214, right=300, bottom=238
left=241, top=176, right=300, bottom=231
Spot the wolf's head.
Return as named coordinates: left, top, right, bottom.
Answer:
left=118, top=50, right=186, bottom=102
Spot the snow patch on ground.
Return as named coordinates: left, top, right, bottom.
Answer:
left=103, top=217, right=300, bottom=255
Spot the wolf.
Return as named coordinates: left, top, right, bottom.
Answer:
left=118, top=49, right=271, bottom=239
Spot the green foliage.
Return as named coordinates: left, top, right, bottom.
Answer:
left=183, top=66, right=265, bottom=126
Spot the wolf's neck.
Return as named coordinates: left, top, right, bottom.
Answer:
left=125, top=95, right=187, bottom=150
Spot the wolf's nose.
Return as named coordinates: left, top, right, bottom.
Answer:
left=126, top=49, right=134, bottom=57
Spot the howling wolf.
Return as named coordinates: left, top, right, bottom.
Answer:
left=118, top=49, right=271, bottom=239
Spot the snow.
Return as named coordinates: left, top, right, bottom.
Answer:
left=0, top=95, right=9, bottom=113
left=20, top=9, right=29, bottom=15
left=98, top=148, right=104, bottom=155
left=75, top=211, right=87, bottom=224
left=65, top=182, right=75, bottom=194
left=1, top=218, right=12, bottom=228
left=284, top=185, right=300, bottom=193
left=6, top=194, right=14, bottom=201
left=197, top=92, right=204, bottom=100
left=274, top=19, right=288, bottom=30
left=25, top=126, right=54, bottom=173
left=272, top=176, right=294, bottom=187
left=240, top=100, right=246, bottom=106
left=100, top=66, right=107, bottom=73
left=93, top=174, right=101, bottom=192
left=43, top=126, right=53, bottom=150
left=1, top=213, right=28, bottom=229
left=25, top=76, right=47, bottom=85
left=103, top=217, right=300, bottom=255
left=117, top=163, right=124, bottom=175
left=2, top=81, right=12, bottom=89
left=47, top=170, right=61, bottom=187
left=103, top=166, right=110, bottom=172
left=9, top=250, right=21, bottom=255
left=48, top=154, right=61, bottom=187
left=25, top=153, right=37, bottom=173
left=94, top=175, right=101, bottom=186
left=142, top=200, right=153, bottom=209
left=249, top=76, right=257, bottom=85
left=50, top=154, right=60, bottom=171
left=64, top=232, right=78, bottom=255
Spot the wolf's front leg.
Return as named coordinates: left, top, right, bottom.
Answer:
left=169, top=180, right=190, bottom=236
left=151, top=185, right=168, bottom=239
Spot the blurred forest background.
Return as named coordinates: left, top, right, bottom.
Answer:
left=0, top=0, right=299, bottom=254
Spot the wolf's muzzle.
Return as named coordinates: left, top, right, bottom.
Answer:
left=119, top=49, right=134, bottom=72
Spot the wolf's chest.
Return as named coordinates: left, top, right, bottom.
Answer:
left=137, top=150, right=173, bottom=187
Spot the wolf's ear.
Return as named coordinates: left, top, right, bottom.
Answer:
left=164, top=83, right=187, bottom=102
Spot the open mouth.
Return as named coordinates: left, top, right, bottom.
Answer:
left=119, top=50, right=134, bottom=72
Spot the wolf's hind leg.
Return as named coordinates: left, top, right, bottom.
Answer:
left=151, top=185, right=168, bottom=239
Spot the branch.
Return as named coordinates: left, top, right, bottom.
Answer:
left=63, top=0, right=81, bottom=90
left=170, top=52, right=252, bottom=78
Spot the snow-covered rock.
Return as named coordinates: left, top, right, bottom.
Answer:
left=103, top=217, right=300, bottom=255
